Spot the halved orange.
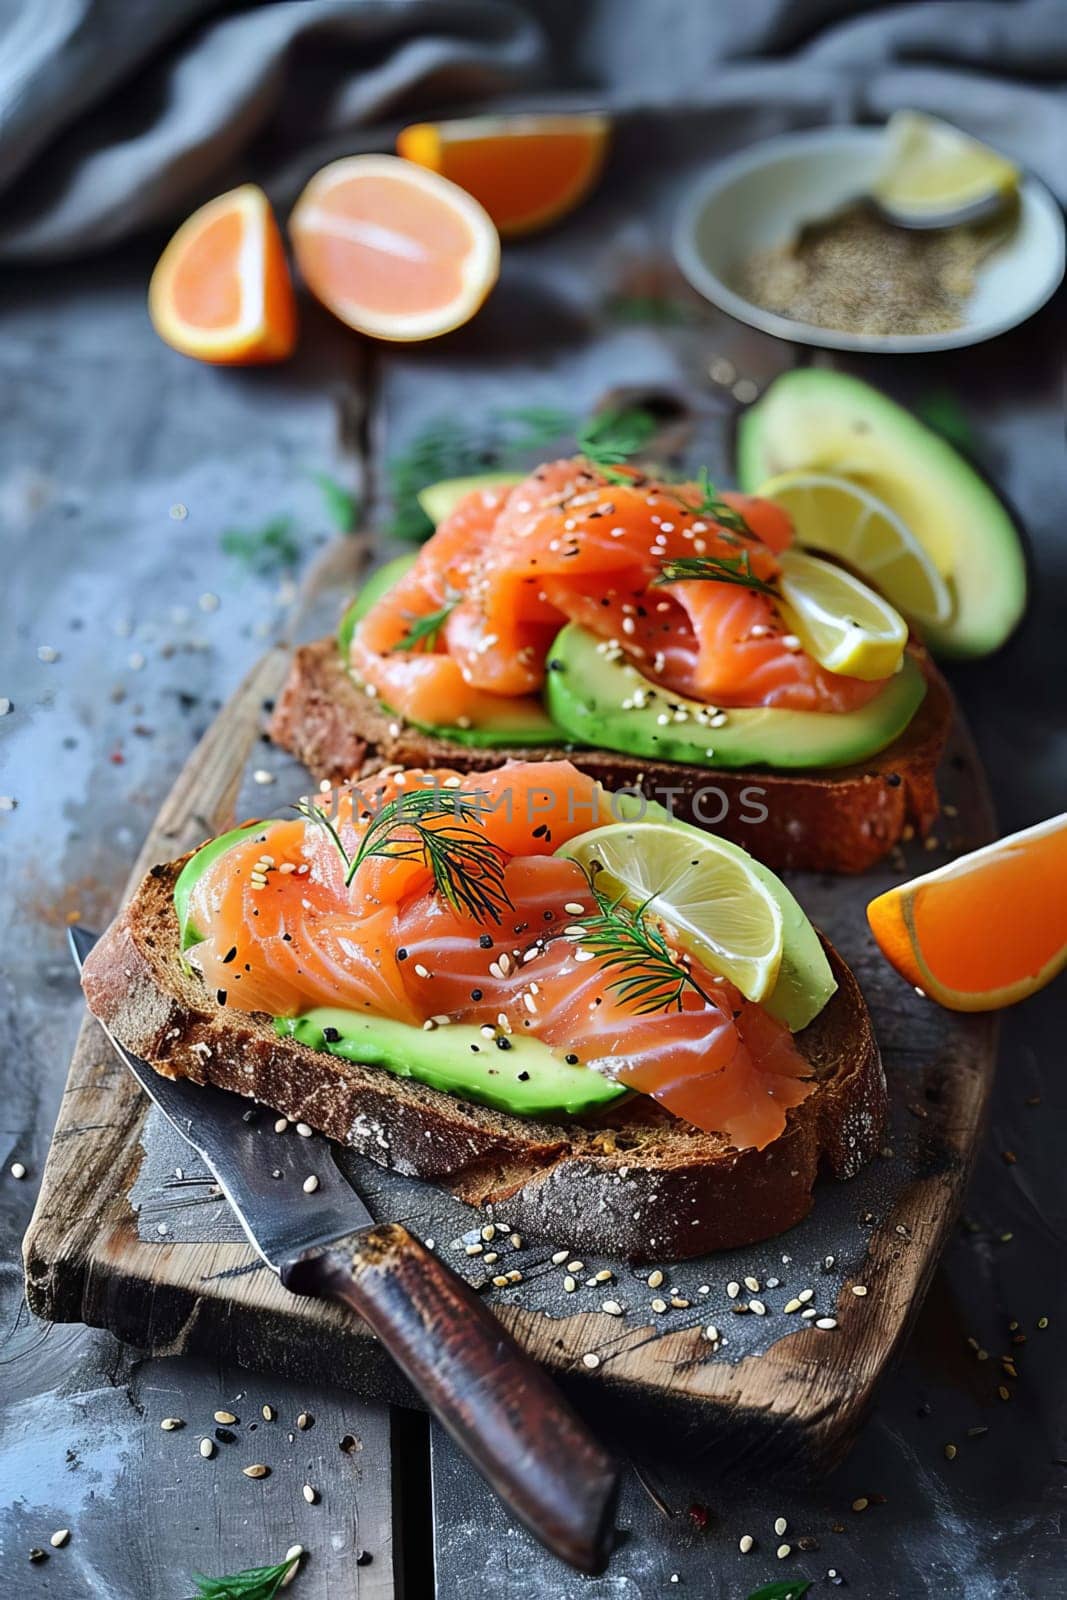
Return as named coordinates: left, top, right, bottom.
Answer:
left=148, top=184, right=297, bottom=364
left=289, top=155, right=499, bottom=342
left=397, top=113, right=610, bottom=237
left=867, top=815, right=1067, bottom=1012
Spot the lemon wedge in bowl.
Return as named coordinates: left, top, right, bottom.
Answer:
left=757, top=471, right=952, bottom=628
left=776, top=549, right=909, bottom=681
left=556, top=822, right=783, bottom=1005
left=874, top=111, right=1018, bottom=227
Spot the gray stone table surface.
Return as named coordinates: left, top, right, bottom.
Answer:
left=1, top=137, right=1065, bottom=1599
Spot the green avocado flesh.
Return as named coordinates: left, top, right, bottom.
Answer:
left=276, top=1010, right=626, bottom=1117
left=174, top=822, right=280, bottom=949
left=545, top=622, right=927, bottom=771
left=608, top=793, right=835, bottom=1033
left=336, top=552, right=567, bottom=749
left=736, top=368, right=1026, bottom=660
left=417, top=472, right=524, bottom=527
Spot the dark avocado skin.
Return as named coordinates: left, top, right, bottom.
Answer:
left=545, top=623, right=927, bottom=771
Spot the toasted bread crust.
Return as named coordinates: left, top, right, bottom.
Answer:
left=268, top=638, right=949, bottom=873
left=81, top=855, right=886, bottom=1260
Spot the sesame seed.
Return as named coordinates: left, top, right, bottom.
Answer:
left=297, top=1412, right=312, bottom=1429
left=852, top=1284, right=868, bottom=1297
left=651, top=1298, right=668, bottom=1313
left=797, top=1288, right=814, bottom=1303
left=160, top=1417, right=184, bottom=1431
left=739, top=1534, right=754, bottom=1553
left=214, top=1411, right=237, bottom=1425
left=727, top=1281, right=740, bottom=1298
left=302, top=1484, right=318, bottom=1503
left=414, top=963, right=430, bottom=978
left=602, top=1300, right=623, bottom=1317
left=944, top=1444, right=957, bottom=1460
left=1038, top=1316, right=1049, bottom=1329
left=564, top=902, right=585, bottom=915
left=243, top=1464, right=270, bottom=1479
left=774, top=1517, right=788, bottom=1536
left=199, top=1438, right=216, bottom=1459
left=252, top=769, right=275, bottom=786
left=10, top=1162, right=26, bottom=1180
left=750, top=1300, right=767, bottom=1316
left=509, top=1234, right=522, bottom=1249
left=296, top=1123, right=312, bottom=1137
left=670, top=1296, right=690, bottom=1309
left=274, top=1118, right=289, bottom=1134
left=49, top=1530, right=70, bottom=1548
left=567, top=1261, right=584, bottom=1273
left=281, top=1547, right=303, bottom=1588
left=564, top=1276, right=577, bottom=1292
left=302, top=1175, right=319, bottom=1194
left=465, top=1242, right=483, bottom=1256
left=647, top=1269, right=664, bottom=1288
left=815, top=1317, right=837, bottom=1330
left=744, top=1276, right=760, bottom=1293
left=582, top=1352, right=601, bottom=1369
left=492, top=1275, right=509, bottom=1288
left=37, top=644, right=59, bottom=662
left=483, top=1252, right=498, bottom=1265
left=704, top=1325, right=719, bottom=1343
left=777, top=1543, right=792, bottom=1559
left=551, top=1250, right=569, bottom=1264
left=262, top=1405, right=276, bottom=1421
left=852, top=1497, right=869, bottom=1512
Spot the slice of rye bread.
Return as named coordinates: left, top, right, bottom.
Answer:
left=81, top=854, right=887, bottom=1261
left=268, top=637, right=951, bottom=874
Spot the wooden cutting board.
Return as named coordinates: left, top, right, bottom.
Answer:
left=22, top=639, right=999, bottom=1475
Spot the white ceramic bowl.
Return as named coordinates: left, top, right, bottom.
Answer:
left=674, top=126, right=1065, bottom=354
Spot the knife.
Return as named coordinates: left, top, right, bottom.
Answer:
left=69, top=926, right=618, bottom=1574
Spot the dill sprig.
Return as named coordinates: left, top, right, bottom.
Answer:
left=574, top=888, right=715, bottom=1016
left=654, top=550, right=777, bottom=595
left=676, top=466, right=754, bottom=538
left=577, top=406, right=659, bottom=483
left=388, top=598, right=458, bottom=654
left=349, top=788, right=512, bottom=922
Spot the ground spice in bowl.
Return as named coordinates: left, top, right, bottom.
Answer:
left=734, top=201, right=1015, bottom=337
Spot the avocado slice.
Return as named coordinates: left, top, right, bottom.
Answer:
left=417, top=472, right=524, bottom=528
left=174, top=822, right=281, bottom=949
left=277, top=1009, right=626, bottom=1117
left=546, top=622, right=927, bottom=771
left=736, top=369, right=1026, bottom=659
left=606, top=791, right=835, bottom=1032
left=336, top=552, right=568, bottom=749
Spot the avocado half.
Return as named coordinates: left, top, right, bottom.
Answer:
left=545, top=622, right=927, bottom=771
left=736, top=369, right=1027, bottom=660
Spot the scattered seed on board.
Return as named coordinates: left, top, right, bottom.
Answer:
left=10, top=1162, right=26, bottom=1180
left=852, top=1497, right=869, bottom=1512
left=744, top=1276, right=760, bottom=1293
left=651, top=1297, right=668, bottom=1313
left=774, top=1517, right=788, bottom=1536
left=281, top=1546, right=304, bottom=1589
left=564, top=1276, right=577, bottom=1292
left=739, top=1534, right=754, bottom=1553
left=243, top=1464, right=270, bottom=1479
left=214, top=1411, right=237, bottom=1425
left=704, top=1325, right=719, bottom=1343
left=296, top=1123, right=313, bottom=1138
left=647, top=1269, right=664, bottom=1289
left=49, top=1530, right=70, bottom=1549
left=777, top=1543, right=791, bottom=1559
left=297, top=1412, right=312, bottom=1430
left=302, top=1484, right=318, bottom=1504
left=852, top=1285, right=868, bottom=1297
left=262, top=1405, right=276, bottom=1422
left=551, top=1250, right=569, bottom=1264
left=816, top=1317, right=838, bottom=1330
left=944, top=1443, right=957, bottom=1460
left=583, top=1352, right=601, bottom=1369
left=199, top=1439, right=216, bottom=1459
left=303, top=1175, right=319, bottom=1194
left=160, top=1417, right=184, bottom=1431
left=727, top=1281, right=740, bottom=1299
left=274, top=1118, right=289, bottom=1134
left=602, top=1300, right=623, bottom=1317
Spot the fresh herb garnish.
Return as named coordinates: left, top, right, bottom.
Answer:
left=350, top=787, right=512, bottom=922
left=654, top=550, right=777, bottom=595
left=681, top=465, right=754, bottom=537
left=388, top=598, right=459, bottom=654
left=220, top=515, right=301, bottom=576
left=311, top=470, right=360, bottom=533
left=189, top=1553, right=301, bottom=1598
left=577, top=406, right=659, bottom=482
left=745, top=1582, right=813, bottom=1600
left=573, top=887, right=716, bottom=1015
left=605, top=293, right=700, bottom=326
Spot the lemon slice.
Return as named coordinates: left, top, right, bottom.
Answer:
left=776, top=549, right=908, bottom=681
left=556, top=821, right=783, bottom=1004
left=874, top=111, right=1018, bottom=225
left=758, top=471, right=952, bottom=627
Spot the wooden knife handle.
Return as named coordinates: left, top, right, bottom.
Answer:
left=281, top=1221, right=618, bottom=1573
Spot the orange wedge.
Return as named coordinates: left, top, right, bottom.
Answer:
left=397, top=114, right=610, bottom=237
left=148, top=184, right=296, bottom=364
left=289, top=155, right=499, bottom=342
left=867, top=815, right=1067, bottom=1011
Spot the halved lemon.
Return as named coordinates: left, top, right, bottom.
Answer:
left=867, top=815, right=1067, bottom=1012
left=758, top=471, right=952, bottom=628
left=874, top=111, right=1018, bottom=226
left=556, top=821, right=783, bottom=1004
left=148, top=184, right=297, bottom=365
left=289, top=155, right=499, bottom=342
left=397, top=114, right=610, bottom=237
left=775, top=548, right=908, bottom=681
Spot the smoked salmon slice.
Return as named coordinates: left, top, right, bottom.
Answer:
left=185, top=761, right=814, bottom=1151
left=348, top=459, right=890, bottom=725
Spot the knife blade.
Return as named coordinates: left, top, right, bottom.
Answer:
left=69, top=925, right=618, bottom=1574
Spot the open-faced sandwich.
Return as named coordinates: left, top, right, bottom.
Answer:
left=81, top=760, right=885, bottom=1259
left=271, top=454, right=950, bottom=873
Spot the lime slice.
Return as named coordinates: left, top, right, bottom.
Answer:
left=874, top=111, right=1018, bottom=224
left=556, top=821, right=783, bottom=1004
left=776, top=548, right=908, bottom=681
left=758, top=470, right=952, bottom=627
